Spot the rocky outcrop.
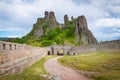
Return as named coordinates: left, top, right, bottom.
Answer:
left=74, top=15, right=97, bottom=44
left=74, top=19, right=80, bottom=43
left=64, top=15, right=69, bottom=29
left=30, top=11, right=58, bottom=39
left=49, top=12, right=58, bottom=29
left=34, top=25, right=43, bottom=39
left=44, top=11, right=49, bottom=19
left=71, top=16, right=74, bottom=20
left=74, top=15, right=88, bottom=33
left=43, top=11, right=58, bottom=29
left=24, top=11, right=97, bottom=45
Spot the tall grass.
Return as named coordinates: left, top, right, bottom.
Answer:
left=58, top=51, right=120, bottom=80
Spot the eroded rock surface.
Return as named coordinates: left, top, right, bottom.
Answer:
left=24, top=11, right=97, bottom=44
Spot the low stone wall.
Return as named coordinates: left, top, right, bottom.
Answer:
left=0, top=41, right=48, bottom=75
left=69, top=40, right=120, bottom=55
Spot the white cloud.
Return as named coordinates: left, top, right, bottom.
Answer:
left=0, top=0, right=120, bottom=41
left=94, top=18, right=120, bottom=28
left=89, top=18, right=120, bottom=41
left=95, top=31, right=120, bottom=41
left=7, top=35, right=19, bottom=38
left=0, top=25, right=23, bottom=31
left=0, top=0, right=33, bottom=19
left=0, top=0, right=108, bottom=22
left=106, top=5, right=120, bottom=16
left=91, top=0, right=120, bottom=16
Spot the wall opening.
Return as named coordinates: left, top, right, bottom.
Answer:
left=57, top=50, right=64, bottom=56
left=3, top=44, right=5, bottom=50
left=57, top=51, right=59, bottom=55
left=73, top=53, right=75, bottom=55
left=10, top=44, right=12, bottom=50
left=47, top=51, right=50, bottom=55
left=15, top=44, right=16, bottom=50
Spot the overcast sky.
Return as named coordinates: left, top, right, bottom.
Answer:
left=0, top=0, right=120, bottom=41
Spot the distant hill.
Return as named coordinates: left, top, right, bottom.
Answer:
left=0, top=37, right=27, bottom=44
left=0, top=37, right=9, bottom=41
left=22, top=11, right=97, bottom=47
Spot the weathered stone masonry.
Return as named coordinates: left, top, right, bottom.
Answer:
left=0, top=40, right=120, bottom=75
left=47, top=40, right=120, bottom=55
left=51, top=45, right=72, bottom=55
left=69, top=40, right=120, bottom=55
left=0, top=41, right=50, bottom=75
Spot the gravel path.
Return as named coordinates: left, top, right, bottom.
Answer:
left=44, top=56, right=89, bottom=80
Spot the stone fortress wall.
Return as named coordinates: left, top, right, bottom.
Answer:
left=69, top=40, right=120, bottom=55
left=0, top=41, right=49, bottom=75
left=51, top=45, right=72, bottom=55
left=50, top=40, right=120, bottom=55
left=0, top=40, right=120, bottom=75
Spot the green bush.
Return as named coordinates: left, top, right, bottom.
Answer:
left=64, top=23, right=74, bottom=37
left=46, top=31, right=57, bottom=40
left=9, top=38, right=27, bottom=44
left=40, top=40, right=53, bottom=47
left=54, top=37, right=64, bottom=44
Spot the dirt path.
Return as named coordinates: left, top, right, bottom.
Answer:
left=44, top=56, right=89, bottom=80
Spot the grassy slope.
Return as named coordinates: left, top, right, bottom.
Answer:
left=58, top=51, right=120, bottom=80
left=0, top=56, right=55, bottom=80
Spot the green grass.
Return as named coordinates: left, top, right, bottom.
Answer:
left=58, top=51, right=120, bottom=80
left=0, top=55, right=55, bottom=80
left=0, top=74, right=48, bottom=80
left=23, top=56, right=54, bottom=74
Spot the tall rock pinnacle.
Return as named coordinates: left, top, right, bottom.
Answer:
left=74, top=15, right=97, bottom=44
left=24, top=11, right=97, bottom=45
left=64, top=15, right=69, bottom=28
left=76, top=15, right=88, bottom=32
left=74, top=19, right=80, bottom=43
left=44, top=11, right=49, bottom=19
left=49, top=11, right=57, bottom=29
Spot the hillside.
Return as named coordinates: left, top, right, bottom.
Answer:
left=22, top=11, right=97, bottom=47
left=0, top=37, right=8, bottom=41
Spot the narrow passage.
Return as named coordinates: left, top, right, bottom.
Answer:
left=44, top=56, right=89, bottom=80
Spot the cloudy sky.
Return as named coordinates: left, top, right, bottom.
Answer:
left=0, top=0, right=120, bottom=41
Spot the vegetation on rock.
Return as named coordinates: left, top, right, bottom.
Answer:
left=18, top=20, right=76, bottom=47
left=8, top=11, right=97, bottom=47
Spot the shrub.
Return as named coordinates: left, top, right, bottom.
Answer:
left=40, top=40, right=53, bottom=47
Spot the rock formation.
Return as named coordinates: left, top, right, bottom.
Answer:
left=44, top=11, right=49, bottom=19
left=24, top=11, right=97, bottom=45
left=64, top=15, right=69, bottom=29
left=71, top=16, right=74, bottom=20
left=34, top=25, right=43, bottom=39
left=49, top=12, right=58, bottom=29
left=74, top=15, right=97, bottom=44
left=31, top=11, right=58, bottom=39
